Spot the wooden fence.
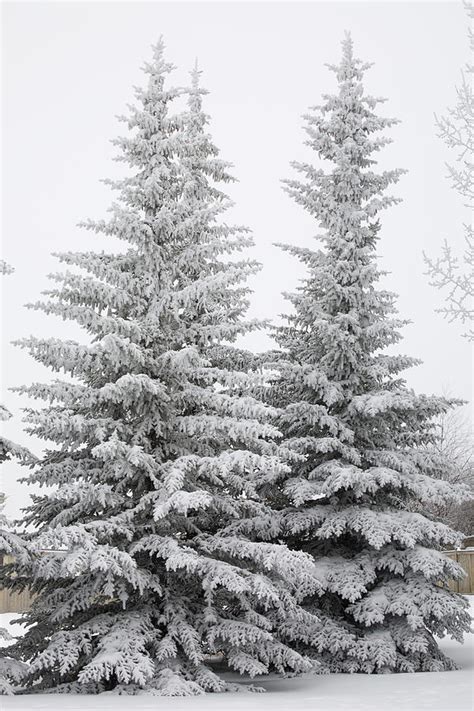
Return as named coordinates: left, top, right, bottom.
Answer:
left=0, top=586, right=34, bottom=614
left=0, top=554, right=34, bottom=614
left=444, top=550, right=474, bottom=594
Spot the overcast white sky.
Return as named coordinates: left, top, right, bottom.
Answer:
left=1, top=1, right=472, bottom=517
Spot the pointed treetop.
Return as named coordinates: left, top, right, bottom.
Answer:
left=341, top=30, right=354, bottom=63
left=191, top=57, right=201, bottom=88
left=150, top=35, right=169, bottom=68
left=142, top=36, right=176, bottom=88
left=188, top=58, right=208, bottom=114
left=326, top=32, right=373, bottom=83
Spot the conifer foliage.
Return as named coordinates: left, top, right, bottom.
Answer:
left=1, top=43, right=321, bottom=695
left=261, top=34, right=471, bottom=672
left=0, top=261, right=34, bottom=694
left=0, top=262, right=33, bottom=468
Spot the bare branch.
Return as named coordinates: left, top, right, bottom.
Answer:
left=425, top=3, right=474, bottom=341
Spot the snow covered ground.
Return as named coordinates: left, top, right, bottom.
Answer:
left=1, top=599, right=473, bottom=711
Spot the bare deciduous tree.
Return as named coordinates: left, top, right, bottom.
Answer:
left=423, top=407, right=474, bottom=536
left=424, top=1, right=473, bottom=341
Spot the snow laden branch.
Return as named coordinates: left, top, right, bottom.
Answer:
left=0, top=264, right=36, bottom=693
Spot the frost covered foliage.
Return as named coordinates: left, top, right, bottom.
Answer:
left=0, top=259, right=35, bottom=562
left=0, top=261, right=37, bottom=479
left=0, top=394, right=33, bottom=568
left=0, top=262, right=34, bottom=694
left=0, top=493, right=30, bottom=696
left=0, top=481, right=31, bottom=695
left=0, top=42, right=324, bottom=695
left=256, top=35, right=471, bottom=673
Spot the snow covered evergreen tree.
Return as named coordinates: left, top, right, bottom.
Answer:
left=256, top=34, right=471, bottom=673
left=0, top=42, right=324, bottom=695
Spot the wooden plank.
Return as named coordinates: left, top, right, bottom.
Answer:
left=0, top=587, right=34, bottom=613
left=444, top=551, right=459, bottom=592
left=0, top=555, right=35, bottom=612
left=457, top=553, right=473, bottom=595
left=444, top=550, right=474, bottom=594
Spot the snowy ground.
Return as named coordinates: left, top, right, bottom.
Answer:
left=1, top=600, right=473, bottom=711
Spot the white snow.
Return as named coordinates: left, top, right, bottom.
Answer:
left=0, top=614, right=27, bottom=649
left=1, top=599, right=473, bottom=710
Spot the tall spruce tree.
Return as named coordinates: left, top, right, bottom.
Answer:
left=1, top=44, right=322, bottom=695
left=259, top=35, right=471, bottom=672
